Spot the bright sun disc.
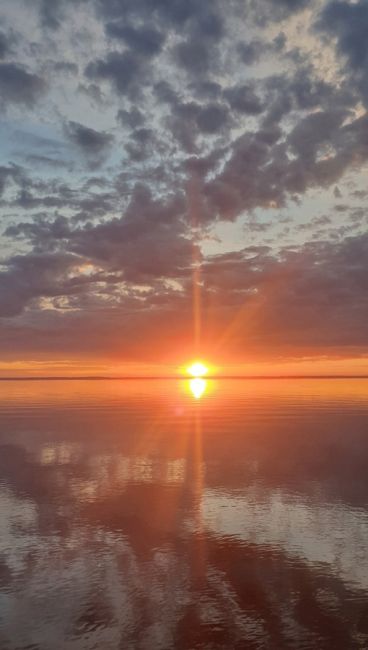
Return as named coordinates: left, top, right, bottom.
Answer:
left=187, top=361, right=208, bottom=377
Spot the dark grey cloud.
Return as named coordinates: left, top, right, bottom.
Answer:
left=33, top=0, right=88, bottom=29
left=105, top=22, right=165, bottom=57
left=275, top=0, right=310, bottom=11
left=317, top=1, right=368, bottom=71
left=161, top=99, right=231, bottom=152
left=85, top=51, right=143, bottom=96
left=200, top=231, right=368, bottom=351
left=264, top=67, right=355, bottom=122
left=203, top=106, right=368, bottom=220
left=4, top=183, right=192, bottom=290
left=77, top=82, right=106, bottom=106
left=250, top=0, right=311, bottom=25
left=64, top=121, right=114, bottom=168
left=0, top=251, right=82, bottom=317
left=0, top=164, right=26, bottom=197
left=95, top=0, right=219, bottom=30
left=0, top=31, right=12, bottom=59
left=204, top=132, right=283, bottom=220
left=288, top=109, right=348, bottom=160
left=53, top=61, right=79, bottom=74
left=68, top=185, right=192, bottom=282
left=224, top=85, right=264, bottom=115
left=0, top=63, right=45, bottom=108
left=2, top=226, right=367, bottom=359
left=195, top=103, right=229, bottom=134
left=5, top=215, right=71, bottom=249
left=0, top=167, right=117, bottom=220
left=125, top=127, right=163, bottom=162
left=316, top=0, right=368, bottom=104
left=36, top=0, right=66, bottom=28
left=116, top=107, right=145, bottom=129
left=154, top=80, right=180, bottom=106
left=189, top=81, right=223, bottom=102
left=174, top=39, right=212, bottom=76
left=169, top=5, right=225, bottom=77
left=237, top=40, right=264, bottom=65
left=194, top=10, right=224, bottom=41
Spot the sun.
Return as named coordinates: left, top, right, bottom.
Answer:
left=187, top=361, right=209, bottom=377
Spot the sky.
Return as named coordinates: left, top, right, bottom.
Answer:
left=0, top=0, right=368, bottom=376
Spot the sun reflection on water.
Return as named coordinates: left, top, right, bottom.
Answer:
left=189, top=377, right=207, bottom=399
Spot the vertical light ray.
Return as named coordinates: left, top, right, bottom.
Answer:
left=190, top=394, right=206, bottom=584
left=214, top=261, right=299, bottom=359
left=187, top=172, right=203, bottom=355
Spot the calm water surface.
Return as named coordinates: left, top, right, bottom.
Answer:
left=0, top=378, right=367, bottom=649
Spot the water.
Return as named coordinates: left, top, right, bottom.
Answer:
left=0, top=378, right=367, bottom=649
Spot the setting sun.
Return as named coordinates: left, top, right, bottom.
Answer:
left=187, top=361, right=209, bottom=377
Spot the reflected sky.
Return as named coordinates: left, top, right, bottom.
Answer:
left=0, top=379, right=368, bottom=649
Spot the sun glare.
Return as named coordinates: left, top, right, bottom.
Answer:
left=189, top=377, right=207, bottom=399
left=187, top=361, right=209, bottom=377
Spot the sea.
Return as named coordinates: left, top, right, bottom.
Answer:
left=0, top=378, right=367, bottom=649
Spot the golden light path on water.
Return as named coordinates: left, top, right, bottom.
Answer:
left=189, top=377, right=208, bottom=399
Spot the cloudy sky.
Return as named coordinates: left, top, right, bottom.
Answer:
left=0, top=0, right=367, bottom=376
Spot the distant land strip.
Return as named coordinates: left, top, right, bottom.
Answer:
left=1, top=376, right=368, bottom=381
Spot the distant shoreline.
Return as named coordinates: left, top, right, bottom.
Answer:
left=1, top=376, right=368, bottom=381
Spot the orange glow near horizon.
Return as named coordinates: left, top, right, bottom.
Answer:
left=1, top=356, right=368, bottom=379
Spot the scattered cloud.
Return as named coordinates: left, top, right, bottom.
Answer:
left=0, top=0, right=367, bottom=368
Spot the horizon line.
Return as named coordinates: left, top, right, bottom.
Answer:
left=1, top=375, right=368, bottom=381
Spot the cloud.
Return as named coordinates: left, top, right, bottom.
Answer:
left=1, top=0, right=368, bottom=368
left=317, top=1, right=368, bottom=71
left=0, top=30, right=12, bottom=59
left=34, top=0, right=87, bottom=29
left=95, top=0, right=222, bottom=30
left=200, top=232, right=368, bottom=353
left=174, top=38, right=213, bottom=76
left=63, top=121, right=114, bottom=167
left=3, top=183, right=193, bottom=298
left=195, top=103, right=230, bottom=134
left=202, top=100, right=368, bottom=221
left=23, top=154, right=72, bottom=169
left=0, top=63, right=45, bottom=108
left=237, top=40, right=264, bottom=65
left=1, top=228, right=367, bottom=361
left=0, top=251, right=82, bottom=317
left=105, top=22, right=165, bottom=57
left=287, top=109, right=348, bottom=160
left=85, top=51, right=143, bottom=97
left=116, top=107, right=145, bottom=129
left=0, top=164, right=27, bottom=198
left=250, top=0, right=311, bottom=25
left=53, top=61, right=79, bottom=74
left=316, top=0, right=368, bottom=104
left=224, top=84, right=264, bottom=115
